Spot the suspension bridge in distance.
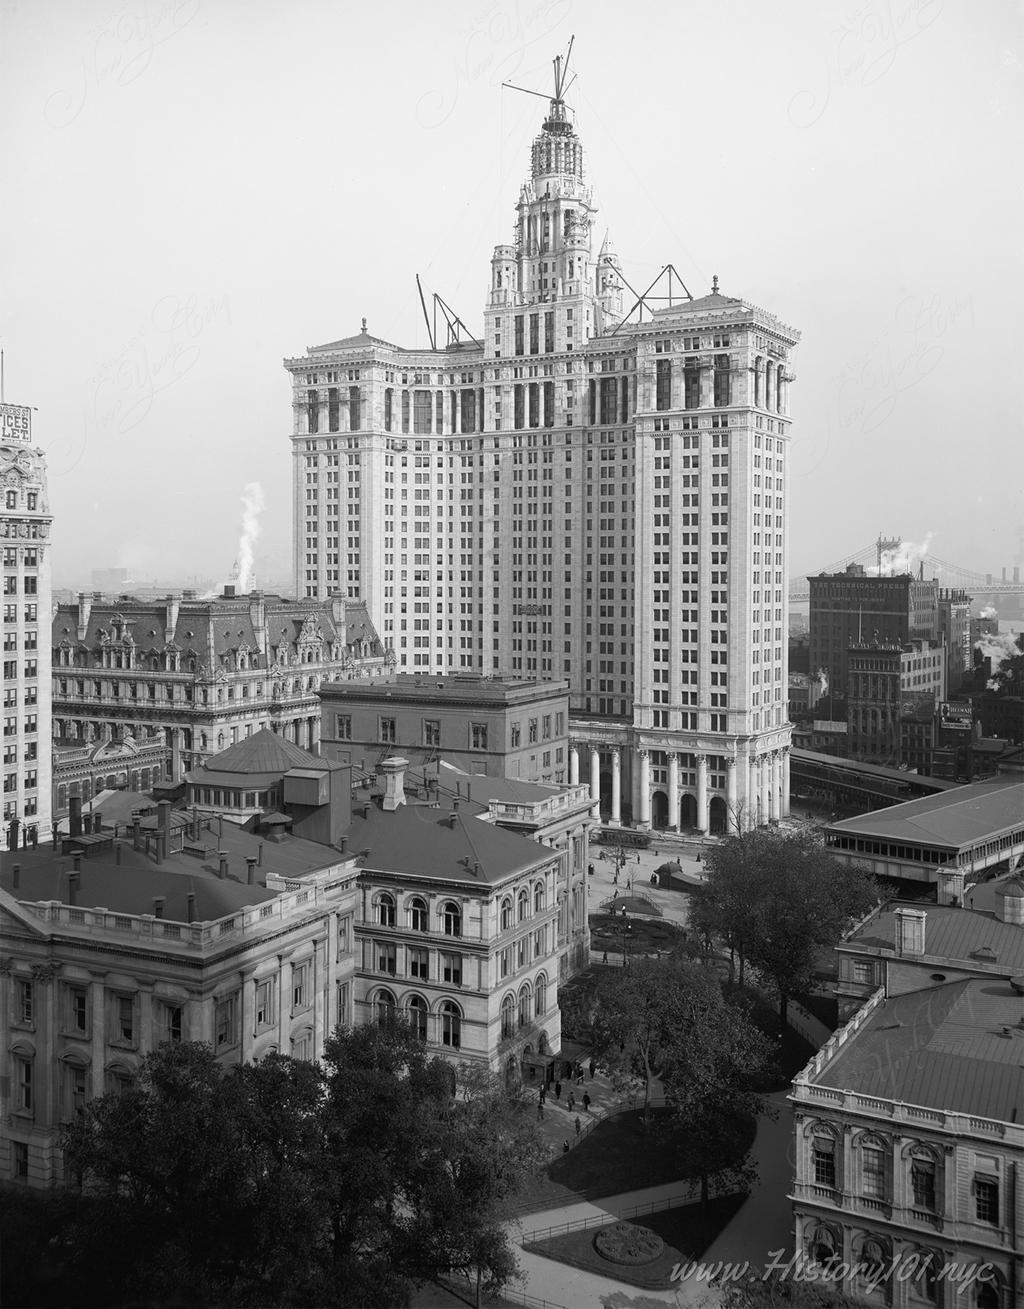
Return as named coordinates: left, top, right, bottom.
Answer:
left=788, top=541, right=1024, bottom=607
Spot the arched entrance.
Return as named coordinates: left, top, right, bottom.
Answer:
left=680, top=793, right=697, bottom=830
left=651, top=790, right=668, bottom=829
left=709, top=796, right=729, bottom=834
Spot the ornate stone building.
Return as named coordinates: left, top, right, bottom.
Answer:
left=51, top=588, right=389, bottom=781
left=1, top=402, right=52, bottom=845
left=286, top=60, right=798, bottom=835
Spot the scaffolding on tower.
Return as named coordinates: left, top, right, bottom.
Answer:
left=610, top=264, right=694, bottom=334
left=415, top=275, right=483, bottom=350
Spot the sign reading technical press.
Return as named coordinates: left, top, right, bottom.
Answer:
left=0, top=404, right=32, bottom=444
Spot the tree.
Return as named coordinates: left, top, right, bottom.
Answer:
left=695, top=830, right=877, bottom=1024
left=407, top=1065, right=546, bottom=1308
left=719, top=1271, right=868, bottom=1309
left=55, top=1031, right=546, bottom=1309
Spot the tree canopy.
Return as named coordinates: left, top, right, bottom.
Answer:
left=45, top=1028, right=543, bottom=1309
left=589, top=953, right=775, bottom=1207
left=691, top=830, right=877, bottom=1023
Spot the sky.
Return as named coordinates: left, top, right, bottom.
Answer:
left=2, top=0, right=1021, bottom=594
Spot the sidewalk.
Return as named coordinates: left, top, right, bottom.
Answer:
left=512, top=1090, right=796, bottom=1308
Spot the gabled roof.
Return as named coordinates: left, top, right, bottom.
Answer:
left=346, top=794, right=552, bottom=887
left=311, top=331, right=400, bottom=352
left=810, top=980, right=1024, bottom=1122
left=827, top=778, right=1024, bottom=850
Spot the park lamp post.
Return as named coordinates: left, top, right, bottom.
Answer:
left=619, top=903, right=632, bottom=968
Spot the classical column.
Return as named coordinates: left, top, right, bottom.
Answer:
left=637, top=749, right=651, bottom=828
left=609, top=749, right=621, bottom=827
left=667, top=753, right=679, bottom=832
left=699, top=356, right=715, bottom=407
left=277, top=955, right=292, bottom=1052
left=726, top=757, right=738, bottom=833
left=696, top=755, right=709, bottom=833
left=749, top=756, right=760, bottom=827
left=589, top=747, right=600, bottom=819
left=311, top=715, right=320, bottom=752
left=569, top=743, right=580, bottom=785
left=781, top=749, right=791, bottom=817
left=771, top=752, right=782, bottom=823
left=90, top=978, right=106, bottom=1098
left=760, top=756, right=771, bottom=824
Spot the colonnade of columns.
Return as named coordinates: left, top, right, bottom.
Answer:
left=568, top=741, right=790, bottom=834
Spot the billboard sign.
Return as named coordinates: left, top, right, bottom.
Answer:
left=0, top=404, right=32, bottom=444
left=940, top=702, right=972, bottom=731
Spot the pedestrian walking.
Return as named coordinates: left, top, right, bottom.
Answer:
left=602, top=951, right=608, bottom=965
left=568, top=1091, right=575, bottom=1112
left=554, top=1080, right=562, bottom=1101
left=588, top=1059, right=595, bottom=1079
left=537, top=1102, right=543, bottom=1121
left=575, top=1115, right=582, bottom=1137
left=583, top=1091, right=591, bottom=1113
left=576, top=1063, right=584, bottom=1086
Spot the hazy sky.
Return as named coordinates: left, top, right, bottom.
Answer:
left=2, top=0, right=1021, bottom=592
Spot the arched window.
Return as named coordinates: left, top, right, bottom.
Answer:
left=535, top=974, right=547, bottom=1017
left=806, top=1223, right=838, bottom=1266
left=407, top=995, right=428, bottom=1042
left=500, top=993, right=515, bottom=1039
left=440, top=1001, right=461, bottom=1049
left=409, top=897, right=428, bottom=932
left=534, top=882, right=545, bottom=912
left=517, top=889, right=529, bottom=922
left=518, top=984, right=532, bottom=1030
left=977, top=1279, right=1000, bottom=1309
left=443, top=902, right=461, bottom=938
left=500, top=898, right=513, bottom=931
left=375, top=989, right=396, bottom=1028
left=378, top=893, right=396, bottom=927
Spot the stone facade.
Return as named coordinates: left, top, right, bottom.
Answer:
left=51, top=588, right=389, bottom=781
left=286, top=80, right=798, bottom=835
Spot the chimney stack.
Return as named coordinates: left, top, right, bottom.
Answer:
left=246, top=857, right=257, bottom=885
left=894, top=906, right=927, bottom=956
left=186, top=892, right=197, bottom=923
left=67, top=871, right=79, bottom=906
left=338, top=834, right=347, bottom=854
left=257, top=842, right=264, bottom=867
left=132, top=814, right=142, bottom=851
left=153, top=898, right=165, bottom=919
left=12, top=863, right=20, bottom=889
left=218, top=851, right=229, bottom=880
left=380, top=757, right=409, bottom=811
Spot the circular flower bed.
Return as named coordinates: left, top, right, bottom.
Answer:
left=593, top=1221, right=665, bottom=1265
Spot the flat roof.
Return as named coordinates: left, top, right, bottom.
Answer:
left=0, top=823, right=342, bottom=921
left=825, top=779, right=1024, bottom=852
left=808, top=980, right=1024, bottom=1122
left=319, top=674, right=568, bottom=707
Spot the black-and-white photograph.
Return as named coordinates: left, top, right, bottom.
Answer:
left=1, top=2, right=1021, bottom=1306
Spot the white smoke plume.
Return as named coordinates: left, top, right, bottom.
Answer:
left=869, top=533, right=935, bottom=577
left=202, top=482, right=266, bottom=598
left=236, top=482, right=266, bottom=593
left=975, top=631, right=1022, bottom=689
left=815, top=667, right=829, bottom=696
left=980, top=605, right=997, bottom=619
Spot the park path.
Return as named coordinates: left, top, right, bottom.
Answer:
left=512, top=1089, right=795, bottom=1309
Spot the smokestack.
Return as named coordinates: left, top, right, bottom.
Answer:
left=380, top=756, right=408, bottom=811
left=155, top=831, right=166, bottom=865
left=246, top=857, right=257, bottom=885
left=186, top=892, right=197, bottom=923
left=894, top=906, right=926, bottom=956
left=69, top=796, right=82, bottom=839
left=132, top=815, right=141, bottom=851
left=158, top=801, right=171, bottom=832
left=68, top=872, right=79, bottom=906
left=218, top=851, right=228, bottom=880
left=191, top=806, right=200, bottom=841
left=257, top=842, right=264, bottom=867
left=338, top=834, right=347, bottom=854
left=153, top=898, right=165, bottom=919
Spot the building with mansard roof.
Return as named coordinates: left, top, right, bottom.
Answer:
left=286, top=53, right=798, bottom=837
left=51, top=587, right=390, bottom=786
